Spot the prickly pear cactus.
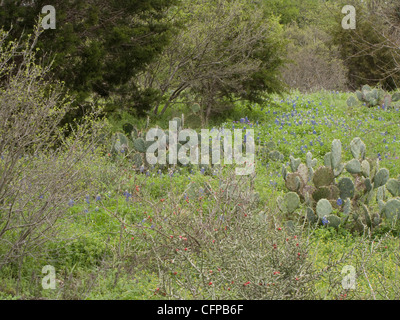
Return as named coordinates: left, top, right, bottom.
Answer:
left=316, top=199, right=333, bottom=218
left=277, top=192, right=300, bottom=215
left=349, top=85, right=400, bottom=108
left=278, top=136, right=400, bottom=232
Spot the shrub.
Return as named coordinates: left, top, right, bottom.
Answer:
left=0, top=26, right=104, bottom=271
left=281, top=24, right=348, bottom=92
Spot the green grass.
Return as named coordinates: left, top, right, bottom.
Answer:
left=2, top=90, right=400, bottom=300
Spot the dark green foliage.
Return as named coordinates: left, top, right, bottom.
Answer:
left=329, top=0, right=400, bottom=90
left=0, top=0, right=178, bottom=118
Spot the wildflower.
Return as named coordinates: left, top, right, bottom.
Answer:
left=68, top=199, right=74, bottom=207
left=337, top=198, right=343, bottom=206
left=322, top=216, right=329, bottom=226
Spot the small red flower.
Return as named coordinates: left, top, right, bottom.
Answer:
left=173, top=272, right=177, bottom=275
left=209, top=282, right=212, bottom=286
left=277, top=227, right=282, bottom=231
left=184, top=248, right=188, bottom=251
left=160, top=198, right=165, bottom=202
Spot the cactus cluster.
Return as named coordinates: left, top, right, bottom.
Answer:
left=257, top=141, right=284, bottom=164
left=278, top=137, right=400, bottom=232
left=109, top=114, right=235, bottom=172
left=347, top=85, right=400, bottom=108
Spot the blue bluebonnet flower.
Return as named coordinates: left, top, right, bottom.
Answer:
left=322, top=216, right=329, bottom=226
left=96, top=194, right=101, bottom=201
left=337, top=198, right=343, bottom=206
left=85, top=195, right=90, bottom=204
left=68, top=199, right=74, bottom=207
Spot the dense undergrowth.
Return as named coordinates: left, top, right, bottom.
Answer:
left=1, top=90, right=400, bottom=300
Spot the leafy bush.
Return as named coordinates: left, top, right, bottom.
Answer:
left=0, top=26, right=104, bottom=270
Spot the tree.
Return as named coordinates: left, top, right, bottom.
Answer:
left=329, top=0, right=400, bottom=90
left=0, top=0, right=178, bottom=118
left=261, top=0, right=322, bottom=26
left=140, top=0, right=287, bottom=123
